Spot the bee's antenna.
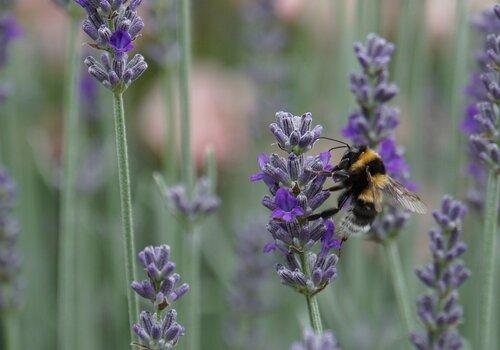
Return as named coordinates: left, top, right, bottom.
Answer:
left=319, top=137, right=351, bottom=150
left=328, top=145, right=349, bottom=152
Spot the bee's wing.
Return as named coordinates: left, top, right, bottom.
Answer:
left=366, top=171, right=383, bottom=212
left=380, top=177, right=427, bottom=214
left=337, top=205, right=371, bottom=240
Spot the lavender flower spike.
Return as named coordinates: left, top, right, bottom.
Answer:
left=74, top=0, right=148, bottom=92
left=0, top=167, right=23, bottom=311
left=253, top=111, right=341, bottom=334
left=226, top=223, right=273, bottom=349
left=341, top=33, right=416, bottom=240
left=290, top=329, right=341, bottom=350
left=341, top=33, right=419, bottom=335
left=461, top=7, right=500, bottom=210
left=0, top=12, right=22, bottom=102
left=164, top=177, right=220, bottom=223
left=131, top=245, right=188, bottom=349
left=410, top=196, right=469, bottom=350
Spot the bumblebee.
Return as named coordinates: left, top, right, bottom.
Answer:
left=308, top=141, right=427, bottom=240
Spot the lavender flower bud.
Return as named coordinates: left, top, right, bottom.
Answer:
left=74, top=0, right=148, bottom=92
left=270, top=111, right=322, bottom=155
left=163, top=177, right=220, bottom=222
left=411, top=196, right=469, bottom=350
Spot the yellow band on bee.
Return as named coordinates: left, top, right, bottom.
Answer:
left=349, top=149, right=380, bottom=171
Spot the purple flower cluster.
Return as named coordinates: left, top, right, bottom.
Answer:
left=341, top=33, right=416, bottom=241
left=75, top=0, right=148, bottom=92
left=0, top=12, right=22, bottom=102
left=290, top=329, right=341, bottom=350
left=165, top=177, right=220, bottom=222
left=410, top=196, right=469, bottom=350
left=241, top=0, right=289, bottom=134
left=461, top=5, right=500, bottom=210
left=341, top=34, right=399, bottom=148
left=0, top=168, right=22, bottom=311
left=226, top=223, right=273, bottom=349
left=229, top=223, right=272, bottom=314
left=131, top=245, right=188, bottom=349
left=252, top=111, right=340, bottom=297
left=145, top=0, right=179, bottom=67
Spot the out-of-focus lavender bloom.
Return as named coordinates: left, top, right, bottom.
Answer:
left=341, top=34, right=399, bottom=147
left=0, top=12, right=21, bottom=103
left=462, top=7, right=500, bottom=210
left=369, top=206, right=410, bottom=243
left=79, top=68, right=100, bottom=122
left=341, top=33, right=416, bottom=242
left=410, top=196, right=469, bottom=350
left=229, top=223, right=272, bottom=314
left=241, top=0, right=289, bottom=134
left=252, top=111, right=340, bottom=298
left=74, top=0, right=148, bottom=92
left=226, top=223, right=273, bottom=349
left=145, top=0, right=179, bottom=67
left=0, top=167, right=22, bottom=311
left=0, top=13, right=21, bottom=67
left=131, top=245, right=187, bottom=349
left=165, top=177, right=220, bottom=222
left=290, top=328, right=341, bottom=350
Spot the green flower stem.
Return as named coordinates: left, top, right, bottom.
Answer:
left=300, top=252, right=323, bottom=334
left=57, top=11, right=80, bottom=350
left=112, top=92, right=139, bottom=339
left=2, top=312, right=20, bottom=350
left=182, top=224, right=201, bottom=350
left=477, top=172, right=500, bottom=350
left=383, top=240, right=415, bottom=335
left=448, top=0, right=470, bottom=193
left=162, top=67, right=177, bottom=182
left=178, top=1, right=201, bottom=349
left=178, top=0, right=194, bottom=191
left=204, top=146, right=217, bottom=191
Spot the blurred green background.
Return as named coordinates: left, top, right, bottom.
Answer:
left=0, top=0, right=498, bottom=349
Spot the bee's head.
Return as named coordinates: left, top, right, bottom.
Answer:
left=335, top=145, right=368, bottom=170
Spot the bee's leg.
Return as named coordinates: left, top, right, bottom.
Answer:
left=311, top=170, right=333, bottom=177
left=306, top=207, right=340, bottom=221
left=337, top=189, right=352, bottom=209
left=325, top=184, right=345, bottom=192
left=306, top=189, right=352, bottom=221
left=332, top=169, right=350, bottom=180
left=338, top=237, right=348, bottom=258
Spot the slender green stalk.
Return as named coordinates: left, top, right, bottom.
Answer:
left=57, top=11, right=80, bottom=350
left=477, top=172, right=500, bottom=350
left=178, top=0, right=194, bottom=190
left=299, top=252, right=323, bottom=334
left=112, top=92, right=139, bottom=338
left=448, top=0, right=470, bottom=193
left=177, top=2, right=201, bottom=349
left=162, top=68, right=177, bottom=181
left=2, top=313, right=20, bottom=350
left=160, top=67, right=180, bottom=251
left=182, top=224, right=201, bottom=350
left=204, top=146, right=217, bottom=191
left=384, top=240, right=415, bottom=335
